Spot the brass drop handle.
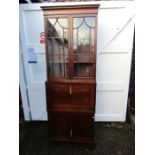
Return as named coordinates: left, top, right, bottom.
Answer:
left=70, top=128, right=73, bottom=138
left=69, top=85, right=72, bottom=95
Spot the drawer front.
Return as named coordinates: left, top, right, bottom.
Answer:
left=48, top=111, right=94, bottom=141
left=46, top=83, right=69, bottom=109
left=46, top=83, right=95, bottom=111
left=68, top=84, right=92, bottom=108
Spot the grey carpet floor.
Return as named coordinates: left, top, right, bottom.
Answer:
left=19, top=122, right=134, bottom=155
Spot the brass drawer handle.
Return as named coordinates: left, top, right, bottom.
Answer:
left=69, top=85, right=72, bottom=95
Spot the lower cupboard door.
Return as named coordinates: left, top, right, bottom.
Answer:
left=72, top=112, right=94, bottom=141
left=48, top=111, right=71, bottom=139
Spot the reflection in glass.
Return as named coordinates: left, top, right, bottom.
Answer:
left=47, top=18, right=69, bottom=78
left=73, top=16, right=95, bottom=77
left=85, top=17, right=95, bottom=27
left=74, top=64, right=93, bottom=77
left=73, top=54, right=93, bottom=62
left=73, top=18, right=84, bottom=28
left=58, top=18, right=68, bottom=28
left=90, top=29, right=94, bottom=53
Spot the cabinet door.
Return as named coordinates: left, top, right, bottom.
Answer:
left=48, top=111, right=71, bottom=139
left=46, top=17, right=70, bottom=78
left=48, top=111, right=94, bottom=141
left=72, top=112, right=94, bottom=140
left=72, top=16, right=96, bottom=78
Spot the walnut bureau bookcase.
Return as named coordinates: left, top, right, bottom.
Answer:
left=41, top=4, right=99, bottom=148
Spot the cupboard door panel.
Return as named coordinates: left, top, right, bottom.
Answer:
left=72, top=16, right=96, bottom=78
left=48, top=111, right=71, bottom=139
left=73, top=112, right=94, bottom=140
left=47, top=17, right=69, bottom=78
left=48, top=111, right=94, bottom=141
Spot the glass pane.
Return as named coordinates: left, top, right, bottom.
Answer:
left=48, top=18, right=56, bottom=26
left=90, top=29, right=94, bottom=54
left=49, top=63, right=69, bottom=77
left=58, top=18, right=68, bottom=28
left=85, top=17, right=95, bottom=27
left=73, top=18, right=83, bottom=28
left=73, top=17, right=95, bottom=77
left=74, top=63, right=93, bottom=77
left=78, top=23, right=89, bottom=50
left=73, top=19, right=89, bottom=54
left=47, top=18, right=69, bottom=78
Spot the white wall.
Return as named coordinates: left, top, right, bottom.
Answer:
left=19, top=1, right=135, bottom=121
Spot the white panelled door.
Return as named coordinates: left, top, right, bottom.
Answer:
left=95, top=2, right=134, bottom=121
left=19, top=2, right=134, bottom=121
left=20, top=6, right=47, bottom=120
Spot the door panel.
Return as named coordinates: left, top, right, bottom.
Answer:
left=48, top=111, right=94, bottom=141
left=47, top=17, right=69, bottom=78
left=73, top=112, right=94, bottom=140
left=20, top=8, right=47, bottom=120
left=72, top=16, right=96, bottom=77
left=48, top=111, right=71, bottom=139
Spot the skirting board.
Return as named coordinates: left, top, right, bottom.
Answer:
left=94, top=114, right=125, bottom=122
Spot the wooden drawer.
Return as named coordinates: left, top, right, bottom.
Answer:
left=67, top=84, right=92, bottom=108
left=46, top=82, right=95, bottom=111
left=48, top=110, right=94, bottom=141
